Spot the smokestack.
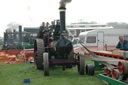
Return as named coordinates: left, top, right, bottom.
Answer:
left=59, top=7, right=66, bottom=32
left=59, top=0, right=72, bottom=33
left=4, top=32, right=7, bottom=45
left=13, top=29, right=16, bottom=40
left=19, top=25, right=22, bottom=48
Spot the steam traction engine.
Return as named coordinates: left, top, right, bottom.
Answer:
left=34, top=6, right=85, bottom=76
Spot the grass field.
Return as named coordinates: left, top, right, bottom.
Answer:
left=0, top=61, right=105, bottom=85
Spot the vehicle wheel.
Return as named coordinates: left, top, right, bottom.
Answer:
left=34, top=39, right=44, bottom=70
left=77, top=55, right=80, bottom=72
left=118, top=61, right=128, bottom=75
left=43, top=52, right=49, bottom=76
left=112, top=68, right=120, bottom=80
left=86, top=64, right=95, bottom=75
left=78, top=55, right=85, bottom=75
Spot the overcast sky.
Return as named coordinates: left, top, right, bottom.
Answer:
left=0, top=0, right=128, bottom=37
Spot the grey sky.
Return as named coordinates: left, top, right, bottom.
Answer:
left=0, top=0, right=128, bottom=37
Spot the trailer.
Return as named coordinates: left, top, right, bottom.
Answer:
left=83, top=46, right=128, bottom=85
left=94, top=51, right=128, bottom=85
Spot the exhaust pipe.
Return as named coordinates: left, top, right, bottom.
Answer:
left=59, top=0, right=72, bottom=33
left=59, top=7, right=66, bottom=33
left=19, top=25, right=22, bottom=48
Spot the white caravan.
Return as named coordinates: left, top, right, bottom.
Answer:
left=76, top=28, right=128, bottom=51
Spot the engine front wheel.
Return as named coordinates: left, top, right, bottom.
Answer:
left=43, top=52, right=49, bottom=76
left=78, top=55, right=85, bottom=75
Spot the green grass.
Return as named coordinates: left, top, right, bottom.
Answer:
left=0, top=62, right=105, bottom=85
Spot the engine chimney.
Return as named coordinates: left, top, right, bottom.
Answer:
left=59, top=7, right=66, bottom=33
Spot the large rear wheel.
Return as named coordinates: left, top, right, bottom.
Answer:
left=34, top=39, right=44, bottom=70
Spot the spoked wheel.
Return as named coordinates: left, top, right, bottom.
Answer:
left=78, top=55, right=85, bottom=75
left=86, top=64, right=95, bottom=76
left=43, top=52, right=49, bottom=76
left=34, top=39, right=44, bottom=70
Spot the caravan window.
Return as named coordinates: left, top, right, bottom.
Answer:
left=86, top=36, right=96, bottom=43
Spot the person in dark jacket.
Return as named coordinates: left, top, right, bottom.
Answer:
left=116, top=36, right=128, bottom=50
left=37, top=22, right=45, bottom=38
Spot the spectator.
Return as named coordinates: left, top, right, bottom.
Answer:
left=116, top=36, right=128, bottom=50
